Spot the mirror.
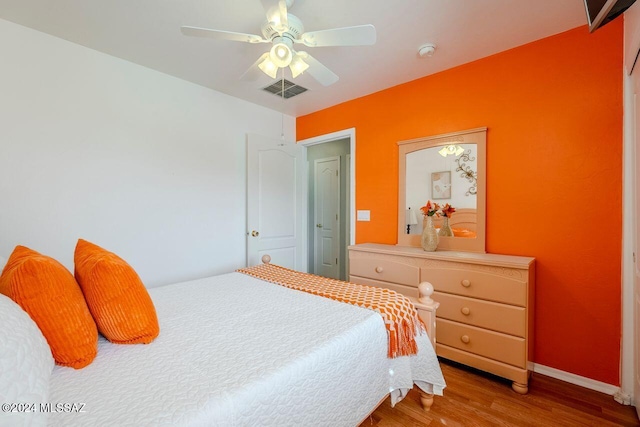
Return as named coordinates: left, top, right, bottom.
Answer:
left=397, top=128, right=486, bottom=252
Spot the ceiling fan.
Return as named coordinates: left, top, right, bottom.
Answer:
left=180, top=0, right=376, bottom=87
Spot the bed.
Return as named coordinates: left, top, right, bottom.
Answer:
left=432, top=208, right=477, bottom=238
left=3, top=256, right=445, bottom=427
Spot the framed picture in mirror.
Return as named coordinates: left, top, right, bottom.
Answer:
left=431, top=171, right=451, bottom=199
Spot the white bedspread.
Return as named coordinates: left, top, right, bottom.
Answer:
left=48, top=272, right=445, bottom=426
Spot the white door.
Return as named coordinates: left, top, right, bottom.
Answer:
left=314, top=157, right=340, bottom=279
left=247, top=134, right=305, bottom=270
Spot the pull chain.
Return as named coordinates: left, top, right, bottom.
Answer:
left=280, top=68, right=285, bottom=142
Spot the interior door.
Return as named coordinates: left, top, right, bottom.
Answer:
left=247, top=134, right=305, bottom=270
left=314, top=156, right=340, bottom=279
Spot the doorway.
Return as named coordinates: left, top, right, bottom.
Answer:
left=300, top=131, right=354, bottom=281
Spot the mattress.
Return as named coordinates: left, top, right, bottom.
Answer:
left=48, top=272, right=445, bottom=426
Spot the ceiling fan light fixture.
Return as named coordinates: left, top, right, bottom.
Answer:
left=438, top=144, right=464, bottom=157
left=269, top=39, right=293, bottom=67
left=258, top=55, right=278, bottom=78
left=289, top=53, right=309, bottom=78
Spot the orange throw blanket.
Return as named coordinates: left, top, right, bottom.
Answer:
left=237, top=263, right=425, bottom=358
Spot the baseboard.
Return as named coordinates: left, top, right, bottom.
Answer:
left=531, top=363, right=619, bottom=396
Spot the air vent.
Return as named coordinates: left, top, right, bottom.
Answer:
left=263, top=79, right=308, bottom=99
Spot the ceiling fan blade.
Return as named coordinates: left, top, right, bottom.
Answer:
left=180, top=26, right=267, bottom=43
left=240, top=53, right=271, bottom=81
left=299, top=24, right=376, bottom=47
left=260, top=0, right=289, bottom=33
left=298, top=52, right=339, bottom=86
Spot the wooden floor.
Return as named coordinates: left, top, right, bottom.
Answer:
left=360, top=360, right=640, bottom=427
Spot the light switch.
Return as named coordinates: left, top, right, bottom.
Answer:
left=357, top=210, right=371, bottom=221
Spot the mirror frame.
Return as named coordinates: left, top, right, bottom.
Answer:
left=397, top=127, right=487, bottom=253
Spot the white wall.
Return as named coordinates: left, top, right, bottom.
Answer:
left=0, top=19, right=295, bottom=287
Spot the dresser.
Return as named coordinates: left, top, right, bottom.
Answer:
left=349, top=243, right=535, bottom=394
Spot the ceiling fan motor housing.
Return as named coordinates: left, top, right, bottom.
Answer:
left=261, top=14, right=304, bottom=42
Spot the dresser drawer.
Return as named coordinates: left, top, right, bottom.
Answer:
left=436, top=319, right=525, bottom=368
left=434, top=292, right=526, bottom=337
left=350, top=257, right=419, bottom=287
left=422, top=267, right=527, bottom=306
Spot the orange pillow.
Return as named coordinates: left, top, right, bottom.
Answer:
left=0, top=246, right=98, bottom=369
left=74, top=239, right=159, bottom=344
left=452, top=228, right=477, bottom=238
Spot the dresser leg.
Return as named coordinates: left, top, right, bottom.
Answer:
left=419, top=392, right=434, bottom=411
left=512, top=381, right=528, bottom=394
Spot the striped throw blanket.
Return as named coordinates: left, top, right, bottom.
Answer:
left=237, top=263, right=425, bottom=358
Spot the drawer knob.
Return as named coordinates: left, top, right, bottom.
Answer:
left=461, top=307, right=471, bottom=316
left=461, top=279, right=471, bottom=288
left=460, top=335, right=470, bottom=344
left=375, top=266, right=384, bottom=273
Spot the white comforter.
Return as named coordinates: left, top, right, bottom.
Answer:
left=48, top=272, right=445, bottom=426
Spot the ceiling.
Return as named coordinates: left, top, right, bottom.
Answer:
left=0, top=0, right=587, bottom=117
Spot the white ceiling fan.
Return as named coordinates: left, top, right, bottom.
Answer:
left=181, top=0, right=376, bottom=86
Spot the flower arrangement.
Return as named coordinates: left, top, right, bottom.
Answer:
left=420, top=200, right=440, bottom=217
left=420, top=201, right=457, bottom=218
left=441, top=203, right=456, bottom=218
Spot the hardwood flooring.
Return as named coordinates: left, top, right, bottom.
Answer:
left=359, top=360, right=640, bottom=426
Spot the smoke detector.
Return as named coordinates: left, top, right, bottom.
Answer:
left=418, top=43, right=436, bottom=58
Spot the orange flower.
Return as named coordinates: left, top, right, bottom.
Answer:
left=420, top=200, right=441, bottom=217
left=441, top=204, right=456, bottom=218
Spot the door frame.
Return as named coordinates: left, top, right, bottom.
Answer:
left=345, top=153, right=352, bottom=276
left=620, top=65, right=637, bottom=406
left=298, top=128, right=356, bottom=251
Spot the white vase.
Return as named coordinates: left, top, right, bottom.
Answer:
left=440, top=216, right=454, bottom=237
left=421, top=216, right=439, bottom=251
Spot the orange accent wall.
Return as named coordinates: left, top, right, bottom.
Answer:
left=298, top=22, right=623, bottom=385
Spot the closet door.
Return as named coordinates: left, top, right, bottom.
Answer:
left=313, top=156, right=340, bottom=279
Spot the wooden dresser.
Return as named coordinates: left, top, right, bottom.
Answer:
left=349, top=243, right=535, bottom=393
